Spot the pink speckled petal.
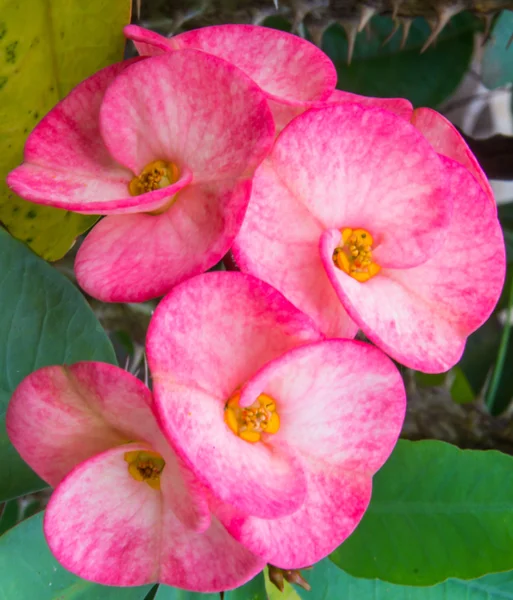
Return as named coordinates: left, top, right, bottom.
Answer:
left=6, top=362, right=209, bottom=530
left=75, top=179, right=252, bottom=302
left=270, top=104, right=451, bottom=268
left=125, top=25, right=336, bottom=130
left=45, top=444, right=264, bottom=590
left=154, top=382, right=307, bottom=519
left=232, top=162, right=358, bottom=338
left=412, top=107, right=495, bottom=205
left=6, top=61, right=158, bottom=214
left=133, top=25, right=336, bottom=102
left=100, top=50, right=274, bottom=182
left=6, top=363, right=158, bottom=487
left=124, top=24, right=173, bottom=55
left=147, top=271, right=323, bottom=400
left=320, top=158, right=505, bottom=372
left=325, top=89, right=413, bottom=120
left=8, top=163, right=192, bottom=215
left=219, top=340, right=404, bottom=567
left=219, top=469, right=372, bottom=568
left=240, top=340, right=405, bottom=471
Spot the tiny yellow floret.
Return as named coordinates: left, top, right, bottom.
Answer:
left=224, top=391, right=280, bottom=444
left=124, top=449, right=165, bottom=491
left=333, top=227, right=381, bottom=282
left=129, top=160, right=180, bottom=197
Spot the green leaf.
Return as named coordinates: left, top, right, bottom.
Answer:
left=459, top=316, right=502, bottom=396
left=0, top=500, right=18, bottom=536
left=482, top=11, right=513, bottom=89
left=154, top=585, right=218, bottom=599
left=322, top=14, right=477, bottom=108
left=154, top=572, right=267, bottom=599
left=297, top=558, right=513, bottom=600
left=0, top=0, right=130, bottom=260
left=225, top=573, right=267, bottom=599
left=0, top=228, right=116, bottom=501
left=154, top=573, right=267, bottom=600
left=0, top=512, right=152, bottom=600
left=450, top=367, right=475, bottom=404
left=331, top=440, right=513, bottom=585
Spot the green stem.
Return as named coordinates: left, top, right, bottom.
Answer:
left=486, top=272, right=513, bottom=413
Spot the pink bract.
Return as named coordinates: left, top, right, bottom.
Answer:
left=147, top=272, right=406, bottom=568
left=6, top=362, right=264, bottom=590
left=233, top=104, right=505, bottom=372
left=124, top=24, right=337, bottom=130
left=411, top=107, right=495, bottom=205
left=324, top=89, right=414, bottom=120
left=7, top=50, right=274, bottom=302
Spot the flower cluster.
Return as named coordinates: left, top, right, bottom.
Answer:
left=6, top=23, right=505, bottom=593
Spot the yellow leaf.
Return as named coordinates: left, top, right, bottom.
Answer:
left=0, top=0, right=132, bottom=261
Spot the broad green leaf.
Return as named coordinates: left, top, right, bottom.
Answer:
left=0, top=500, right=18, bottom=536
left=154, top=585, right=218, bottom=599
left=298, top=558, right=513, bottom=600
left=225, top=573, right=267, bottom=599
left=323, top=14, right=477, bottom=108
left=482, top=11, right=513, bottom=89
left=450, top=367, right=475, bottom=404
left=0, top=0, right=130, bottom=260
left=331, top=440, right=513, bottom=585
left=0, top=512, right=151, bottom=600
left=0, top=228, right=116, bottom=501
left=154, top=572, right=267, bottom=600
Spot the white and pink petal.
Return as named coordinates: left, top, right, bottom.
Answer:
left=7, top=61, right=139, bottom=213
left=325, top=89, right=413, bottom=120
left=125, top=24, right=337, bottom=131
left=45, top=444, right=263, bottom=590
left=320, top=158, right=505, bottom=372
left=269, top=104, right=452, bottom=268
left=232, top=162, right=358, bottom=339
left=411, top=107, right=495, bottom=205
left=100, top=50, right=274, bottom=183
left=75, top=180, right=251, bottom=302
left=153, top=382, right=308, bottom=519
left=239, top=339, right=405, bottom=472
left=6, top=363, right=159, bottom=486
left=147, top=272, right=323, bottom=401
left=218, top=468, right=372, bottom=569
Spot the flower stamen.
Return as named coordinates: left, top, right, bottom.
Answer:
left=333, top=228, right=381, bottom=282
left=224, top=391, right=280, bottom=443
left=124, top=449, right=165, bottom=490
left=129, top=160, right=179, bottom=196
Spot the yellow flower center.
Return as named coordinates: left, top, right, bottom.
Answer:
left=124, top=449, right=165, bottom=491
left=224, top=391, right=280, bottom=443
left=129, top=160, right=180, bottom=197
left=332, top=228, right=381, bottom=282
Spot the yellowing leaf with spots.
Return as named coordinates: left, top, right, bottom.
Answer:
left=0, top=0, right=131, bottom=260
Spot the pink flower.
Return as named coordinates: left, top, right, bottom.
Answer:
left=232, top=104, right=505, bottom=372
left=7, top=51, right=274, bottom=302
left=411, top=107, right=495, bottom=204
left=124, top=24, right=337, bottom=130
left=6, top=363, right=264, bottom=589
left=147, top=272, right=405, bottom=568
